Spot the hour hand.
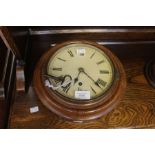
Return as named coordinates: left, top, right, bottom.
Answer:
left=74, top=77, right=78, bottom=84
left=73, top=69, right=82, bottom=85
left=79, top=68, right=103, bottom=89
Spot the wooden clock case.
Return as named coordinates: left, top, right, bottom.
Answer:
left=33, top=40, right=126, bottom=121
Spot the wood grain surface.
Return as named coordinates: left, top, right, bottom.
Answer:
left=0, top=27, right=21, bottom=59
left=8, top=56, right=155, bottom=128
left=0, top=86, right=5, bottom=128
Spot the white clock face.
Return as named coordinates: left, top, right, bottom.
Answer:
left=46, top=43, right=114, bottom=100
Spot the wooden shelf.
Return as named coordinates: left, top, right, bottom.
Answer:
left=3, top=26, right=155, bottom=128
left=9, top=55, right=155, bottom=128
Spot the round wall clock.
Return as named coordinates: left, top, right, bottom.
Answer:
left=33, top=40, right=126, bottom=121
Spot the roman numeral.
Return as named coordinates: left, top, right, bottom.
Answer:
left=96, top=60, right=104, bottom=65
left=57, top=57, right=66, bottom=62
left=90, top=52, right=95, bottom=59
left=100, top=70, right=109, bottom=74
left=68, top=50, right=74, bottom=57
left=52, top=68, right=62, bottom=71
left=90, top=86, right=96, bottom=94
left=62, top=83, right=71, bottom=93
left=96, top=78, right=107, bottom=87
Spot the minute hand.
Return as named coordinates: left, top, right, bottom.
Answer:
left=81, top=70, right=102, bottom=89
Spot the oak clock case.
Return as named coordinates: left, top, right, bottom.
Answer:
left=33, top=41, right=126, bottom=121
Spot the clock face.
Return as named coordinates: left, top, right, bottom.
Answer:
left=45, top=43, right=114, bottom=101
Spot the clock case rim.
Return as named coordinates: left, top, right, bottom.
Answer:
left=33, top=40, right=126, bottom=121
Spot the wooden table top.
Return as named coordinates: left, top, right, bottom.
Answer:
left=8, top=57, right=155, bottom=128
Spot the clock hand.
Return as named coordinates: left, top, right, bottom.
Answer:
left=79, top=68, right=102, bottom=89
left=74, top=70, right=82, bottom=85
left=74, top=67, right=89, bottom=85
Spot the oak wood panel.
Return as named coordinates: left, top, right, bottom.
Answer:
left=0, top=97, right=5, bottom=128
left=0, top=37, right=8, bottom=81
left=0, top=27, right=18, bottom=128
left=29, top=27, right=155, bottom=41
left=9, top=56, right=155, bottom=128
left=0, top=27, right=21, bottom=59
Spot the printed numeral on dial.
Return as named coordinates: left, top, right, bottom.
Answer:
left=96, top=78, right=107, bottom=87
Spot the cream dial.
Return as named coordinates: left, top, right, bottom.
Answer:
left=46, top=43, right=114, bottom=100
